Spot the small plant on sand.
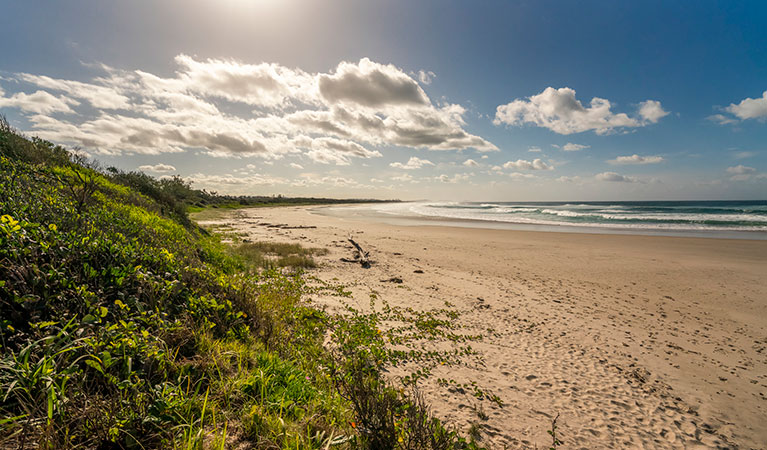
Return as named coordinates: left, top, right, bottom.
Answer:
left=548, top=413, right=563, bottom=449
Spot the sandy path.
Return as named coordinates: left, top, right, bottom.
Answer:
left=195, top=206, right=767, bottom=449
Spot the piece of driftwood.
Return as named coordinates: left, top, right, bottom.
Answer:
left=341, top=237, right=371, bottom=268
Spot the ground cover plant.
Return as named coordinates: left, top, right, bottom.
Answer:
left=0, top=120, right=493, bottom=449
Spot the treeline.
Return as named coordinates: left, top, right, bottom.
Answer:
left=0, top=120, right=487, bottom=449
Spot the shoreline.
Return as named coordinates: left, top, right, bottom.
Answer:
left=196, top=205, right=767, bottom=449
left=311, top=202, right=767, bottom=241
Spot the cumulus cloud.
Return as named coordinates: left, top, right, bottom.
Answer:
left=462, top=158, right=479, bottom=167
left=725, top=90, right=767, bottom=121
left=595, top=172, right=640, bottom=183
left=562, top=142, right=589, bottom=151
left=494, top=87, right=668, bottom=135
left=637, top=100, right=670, bottom=123
left=0, top=55, right=495, bottom=166
left=0, top=90, right=78, bottom=114
left=289, top=163, right=304, bottom=169
left=502, top=158, right=553, bottom=171
left=390, top=156, right=434, bottom=170
left=417, top=70, right=436, bottom=85
left=436, top=173, right=470, bottom=183
left=139, top=163, right=176, bottom=173
left=726, top=165, right=756, bottom=175
left=527, top=146, right=542, bottom=153
left=319, top=58, right=429, bottom=108
left=608, top=154, right=664, bottom=165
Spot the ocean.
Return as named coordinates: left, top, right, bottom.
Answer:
left=326, top=200, right=767, bottom=239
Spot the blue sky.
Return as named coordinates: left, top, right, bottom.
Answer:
left=1, top=0, right=766, bottom=200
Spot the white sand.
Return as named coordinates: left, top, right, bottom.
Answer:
left=196, top=206, right=767, bottom=449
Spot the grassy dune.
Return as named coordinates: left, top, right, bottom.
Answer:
left=0, top=121, right=487, bottom=449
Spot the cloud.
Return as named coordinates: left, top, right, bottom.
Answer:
left=608, top=154, right=664, bottom=165
left=494, top=87, right=668, bottom=135
left=725, top=90, right=767, bottom=121
left=637, top=100, right=670, bottom=123
left=306, top=137, right=381, bottom=165
left=527, top=146, right=542, bottom=153
left=139, top=163, right=176, bottom=173
left=1, top=55, right=495, bottom=162
left=502, top=158, right=553, bottom=171
left=390, top=156, right=434, bottom=170
left=319, top=58, right=429, bottom=108
left=562, top=142, right=589, bottom=151
left=726, top=165, right=756, bottom=175
left=462, top=158, right=479, bottom=167
left=733, top=151, right=756, bottom=159
left=707, top=114, right=738, bottom=125
left=289, top=162, right=304, bottom=169
left=595, top=171, right=640, bottom=183
left=0, top=90, right=78, bottom=114
left=556, top=175, right=584, bottom=183
left=18, top=73, right=131, bottom=109
left=508, top=172, right=537, bottom=180
left=436, top=173, right=470, bottom=183
left=417, top=70, right=436, bottom=85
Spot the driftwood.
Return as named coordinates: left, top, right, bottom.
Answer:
left=341, top=237, right=371, bottom=268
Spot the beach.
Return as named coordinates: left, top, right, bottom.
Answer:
left=197, top=205, right=767, bottom=449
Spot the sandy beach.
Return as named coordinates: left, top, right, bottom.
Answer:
left=197, top=205, right=767, bottom=449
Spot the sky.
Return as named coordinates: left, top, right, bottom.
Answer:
left=1, top=0, right=766, bottom=201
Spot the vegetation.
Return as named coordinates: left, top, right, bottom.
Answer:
left=0, top=120, right=493, bottom=449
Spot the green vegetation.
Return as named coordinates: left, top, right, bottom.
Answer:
left=0, top=120, right=494, bottom=449
left=234, top=242, right=329, bottom=270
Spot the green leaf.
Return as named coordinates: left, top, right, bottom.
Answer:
left=82, top=314, right=97, bottom=324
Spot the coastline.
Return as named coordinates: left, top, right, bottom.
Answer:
left=197, top=205, right=767, bottom=449
left=312, top=202, right=767, bottom=240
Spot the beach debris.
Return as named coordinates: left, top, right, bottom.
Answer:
left=260, top=222, right=317, bottom=229
left=381, top=277, right=403, bottom=284
left=413, top=269, right=424, bottom=274
left=340, top=237, right=371, bottom=268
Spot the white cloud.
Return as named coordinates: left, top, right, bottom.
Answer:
left=139, top=163, right=176, bottom=173
left=707, top=114, right=738, bottom=125
left=725, top=90, right=767, bottom=121
left=726, top=165, right=763, bottom=181
left=417, top=70, right=436, bottom=85
left=502, top=158, right=553, bottom=171
left=733, top=151, right=756, bottom=159
left=527, top=146, right=542, bottom=153
left=595, top=172, right=641, bottom=183
left=462, top=158, right=479, bottom=167
left=562, top=142, right=589, bottom=151
left=608, top=154, right=664, bottom=165
left=556, top=175, right=584, bottom=183
left=1, top=55, right=495, bottom=162
left=319, top=58, right=429, bottom=108
left=18, top=73, right=131, bottom=109
left=494, top=87, right=668, bottom=135
left=289, top=162, right=304, bottom=169
left=390, top=173, right=415, bottom=182
left=508, top=172, right=536, bottom=180
left=390, top=156, right=434, bottom=170
left=306, top=137, right=381, bottom=165
left=638, top=100, right=670, bottom=123
left=436, top=173, right=470, bottom=183
left=481, top=155, right=488, bottom=159
left=0, top=90, right=78, bottom=114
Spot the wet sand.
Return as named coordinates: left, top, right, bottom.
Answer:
left=196, top=205, right=767, bottom=449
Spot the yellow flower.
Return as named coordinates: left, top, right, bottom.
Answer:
left=49, top=223, right=57, bottom=231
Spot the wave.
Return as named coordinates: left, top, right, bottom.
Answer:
left=394, top=201, right=767, bottom=232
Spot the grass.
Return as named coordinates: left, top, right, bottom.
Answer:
left=234, top=241, right=329, bottom=270
left=0, top=119, right=497, bottom=449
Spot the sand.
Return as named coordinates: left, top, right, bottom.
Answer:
left=196, top=205, right=767, bottom=449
